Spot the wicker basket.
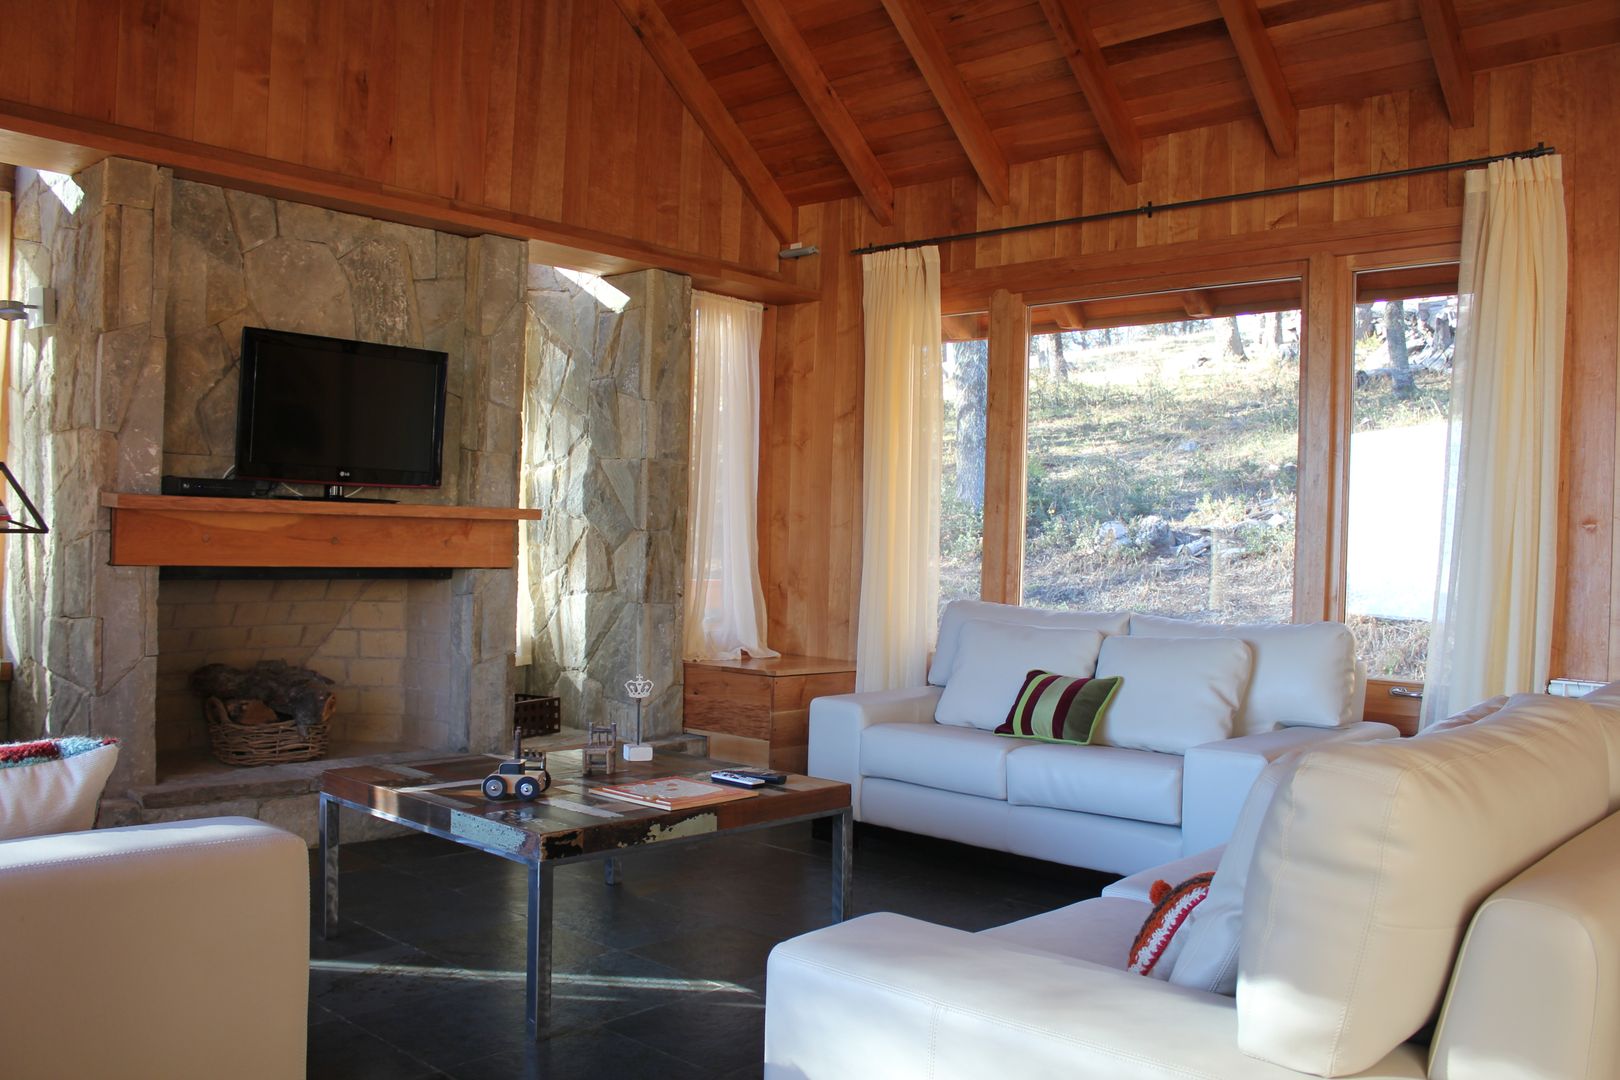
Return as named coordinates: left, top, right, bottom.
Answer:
left=205, top=695, right=332, bottom=767
left=514, top=694, right=561, bottom=738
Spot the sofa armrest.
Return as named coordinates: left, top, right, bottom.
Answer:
left=808, top=685, right=942, bottom=818
left=765, top=913, right=1424, bottom=1080
left=0, top=817, right=309, bottom=1080
left=1181, top=722, right=1398, bottom=855
left=1103, top=844, right=1226, bottom=902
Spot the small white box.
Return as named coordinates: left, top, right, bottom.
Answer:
left=621, top=743, right=653, bottom=762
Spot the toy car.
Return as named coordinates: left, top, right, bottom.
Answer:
left=482, top=752, right=551, bottom=801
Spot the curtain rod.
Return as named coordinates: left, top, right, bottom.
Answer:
left=849, top=143, right=1555, bottom=256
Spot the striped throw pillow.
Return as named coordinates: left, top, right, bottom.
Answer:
left=994, top=670, right=1121, bottom=745
left=1128, top=872, right=1216, bottom=978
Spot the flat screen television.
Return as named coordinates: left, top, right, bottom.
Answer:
left=235, top=327, right=449, bottom=490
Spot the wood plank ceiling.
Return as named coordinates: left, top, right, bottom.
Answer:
left=620, top=0, right=1620, bottom=222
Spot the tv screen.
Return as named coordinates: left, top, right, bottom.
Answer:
left=235, top=327, right=448, bottom=489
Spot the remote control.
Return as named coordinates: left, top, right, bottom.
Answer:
left=710, top=770, right=767, bottom=788
left=729, top=769, right=788, bottom=785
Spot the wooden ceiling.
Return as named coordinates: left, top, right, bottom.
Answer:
left=614, top=0, right=1620, bottom=233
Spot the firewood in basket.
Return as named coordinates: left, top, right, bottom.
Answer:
left=191, top=660, right=338, bottom=733
left=228, top=698, right=279, bottom=726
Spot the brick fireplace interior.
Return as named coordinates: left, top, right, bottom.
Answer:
left=155, top=576, right=455, bottom=772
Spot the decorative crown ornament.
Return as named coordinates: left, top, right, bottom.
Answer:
left=622, top=675, right=655, bottom=761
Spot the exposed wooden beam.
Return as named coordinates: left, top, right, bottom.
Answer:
left=1035, top=0, right=1142, bottom=183
left=1416, top=0, right=1475, bottom=128
left=1216, top=0, right=1297, bottom=157
left=740, top=0, right=895, bottom=225
left=1181, top=290, right=1217, bottom=318
left=877, top=0, right=1008, bottom=205
left=1052, top=303, right=1087, bottom=331
left=611, top=0, right=797, bottom=242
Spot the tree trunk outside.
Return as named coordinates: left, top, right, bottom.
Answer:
left=1225, top=317, right=1248, bottom=362
left=1384, top=299, right=1415, bottom=398
left=955, top=338, right=988, bottom=510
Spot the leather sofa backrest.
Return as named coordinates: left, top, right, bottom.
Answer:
left=1237, top=694, right=1610, bottom=1076
left=928, top=600, right=1130, bottom=687
left=1428, top=808, right=1620, bottom=1080
left=1128, top=615, right=1359, bottom=735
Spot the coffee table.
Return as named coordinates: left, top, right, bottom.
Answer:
left=318, top=748, right=853, bottom=1039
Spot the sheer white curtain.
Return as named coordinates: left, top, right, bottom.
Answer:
left=856, top=247, right=942, bottom=692
left=683, top=292, right=778, bottom=661
left=1422, top=155, right=1568, bottom=725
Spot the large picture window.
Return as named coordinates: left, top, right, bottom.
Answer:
left=1020, top=291, right=1301, bottom=623
left=1345, top=270, right=1459, bottom=679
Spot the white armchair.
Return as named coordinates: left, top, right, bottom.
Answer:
left=0, top=817, right=309, bottom=1080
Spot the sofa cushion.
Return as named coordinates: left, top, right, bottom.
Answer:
left=1168, top=752, right=1303, bottom=996
left=1092, top=636, right=1252, bottom=754
left=1006, top=743, right=1183, bottom=825
left=0, top=738, right=119, bottom=841
left=1129, top=614, right=1356, bottom=732
left=935, top=620, right=1104, bottom=731
left=995, top=671, right=1120, bottom=744
left=862, top=722, right=1018, bottom=800
left=1238, top=695, right=1611, bottom=1076
left=930, top=600, right=1129, bottom=687
left=978, top=896, right=1148, bottom=970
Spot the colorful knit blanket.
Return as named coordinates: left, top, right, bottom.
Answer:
left=0, top=736, right=118, bottom=769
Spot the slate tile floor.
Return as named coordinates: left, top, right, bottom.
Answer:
left=308, top=823, right=1114, bottom=1079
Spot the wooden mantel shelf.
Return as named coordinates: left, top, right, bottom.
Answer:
left=101, top=493, right=542, bottom=569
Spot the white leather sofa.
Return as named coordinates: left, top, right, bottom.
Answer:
left=769, top=687, right=1620, bottom=1079
left=810, top=600, right=1393, bottom=874
left=0, top=817, right=310, bottom=1080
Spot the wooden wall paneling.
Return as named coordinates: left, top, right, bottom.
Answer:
left=981, top=288, right=1028, bottom=605
left=228, top=0, right=272, bottom=157
left=1564, top=48, right=1620, bottom=680
left=116, top=0, right=161, bottom=132
left=456, top=0, right=495, bottom=207
left=299, top=0, right=339, bottom=172
left=1, top=0, right=793, bottom=290
left=265, top=0, right=308, bottom=164
left=1295, top=252, right=1351, bottom=623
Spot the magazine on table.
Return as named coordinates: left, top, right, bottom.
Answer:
left=592, top=776, right=759, bottom=810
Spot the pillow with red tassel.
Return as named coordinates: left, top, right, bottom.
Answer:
left=1128, top=871, right=1215, bottom=979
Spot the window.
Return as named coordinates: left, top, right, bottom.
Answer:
left=941, top=326, right=988, bottom=615
left=1345, top=272, right=1458, bottom=679
left=1021, top=292, right=1301, bottom=623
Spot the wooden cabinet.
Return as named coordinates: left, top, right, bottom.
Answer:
left=683, top=655, right=856, bottom=773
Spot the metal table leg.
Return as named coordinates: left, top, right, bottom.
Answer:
left=320, top=794, right=340, bottom=939
left=526, top=860, right=555, bottom=1040
left=603, top=855, right=622, bottom=886
left=831, top=808, right=853, bottom=921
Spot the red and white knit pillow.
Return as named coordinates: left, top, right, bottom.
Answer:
left=1127, top=872, right=1215, bottom=978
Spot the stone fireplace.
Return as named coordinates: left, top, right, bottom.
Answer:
left=5, top=160, right=528, bottom=836
left=4, top=158, right=694, bottom=839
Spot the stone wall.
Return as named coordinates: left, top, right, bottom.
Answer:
left=520, top=267, right=691, bottom=739
left=6, top=160, right=525, bottom=806
left=6, top=161, right=166, bottom=788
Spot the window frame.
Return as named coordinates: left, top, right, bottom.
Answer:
left=950, top=230, right=1463, bottom=731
